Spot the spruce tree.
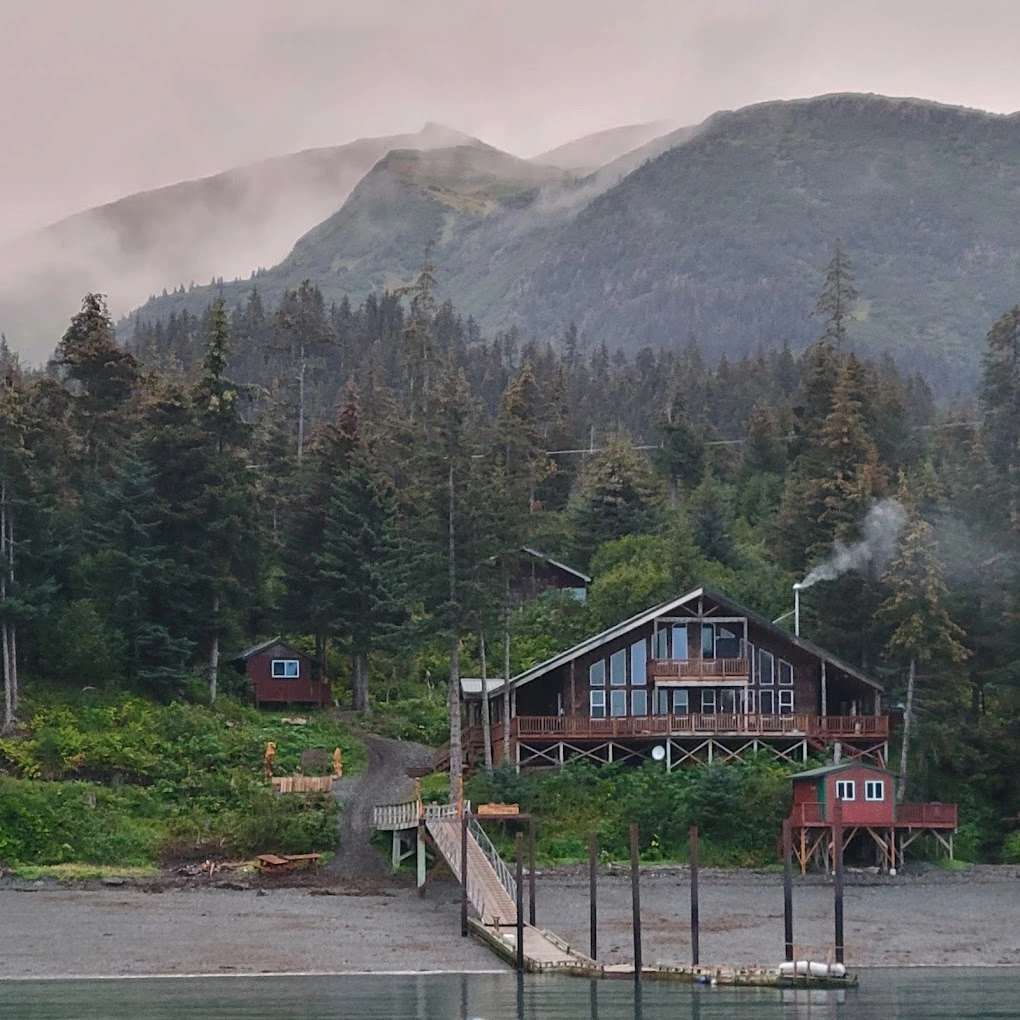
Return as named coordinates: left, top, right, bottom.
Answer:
left=814, top=240, right=860, bottom=351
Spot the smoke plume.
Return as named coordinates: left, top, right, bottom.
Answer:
left=798, top=499, right=907, bottom=589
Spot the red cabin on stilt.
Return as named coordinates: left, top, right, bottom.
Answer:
left=787, top=761, right=957, bottom=873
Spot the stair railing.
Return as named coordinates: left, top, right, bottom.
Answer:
left=468, top=816, right=518, bottom=904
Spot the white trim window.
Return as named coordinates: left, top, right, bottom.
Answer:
left=744, top=689, right=755, bottom=713
left=759, top=650, right=775, bottom=685
left=673, top=689, right=689, bottom=715
left=590, top=690, right=606, bottom=718
left=610, top=690, right=628, bottom=717
left=779, top=660, right=794, bottom=685
left=700, top=689, right=716, bottom=714
left=865, top=780, right=885, bottom=802
left=631, top=689, right=648, bottom=716
left=778, top=689, right=794, bottom=714
left=271, top=659, right=300, bottom=679
left=590, top=661, right=606, bottom=687
left=758, top=689, right=775, bottom=714
left=835, top=779, right=856, bottom=801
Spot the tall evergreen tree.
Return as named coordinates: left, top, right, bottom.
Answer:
left=814, top=240, right=860, bottom=351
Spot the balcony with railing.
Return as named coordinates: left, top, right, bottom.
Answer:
left=787, top=800, right=956, bottom=828
left=896, top=802, right=957, bottom=828
left=648, top=657, right=749, bottom=683
left=512, top=713, right=889, bottom=741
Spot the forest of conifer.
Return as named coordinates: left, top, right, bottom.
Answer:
left=1, top=247, right=1018, bottom=865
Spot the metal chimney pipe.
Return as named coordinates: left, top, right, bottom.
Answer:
left=793, top=584, right=802, bottom=637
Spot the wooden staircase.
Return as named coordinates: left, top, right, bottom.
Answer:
left=425, top=815, right=517, bottom=926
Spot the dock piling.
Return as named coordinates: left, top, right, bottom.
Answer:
left=461, top=812, right=468, bottom=937
left=630, top=822, right=642, bottom=980
left=690, top=825, right=700, bottom=966
left=589, top=832, right=598, bottom=962
left=783, top=819, right=794, bottom=962
left=833, top=800, right=845, bottom=964
left=528, top=816, right=537, bottom=927
left=515, top=831, right=525, bottom=973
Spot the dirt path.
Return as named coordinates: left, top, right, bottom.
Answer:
left=329, top=735, right=435, bottom=879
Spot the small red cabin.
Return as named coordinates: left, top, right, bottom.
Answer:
left=791, top=761, right=896, bottom=826
left=231, top=638, right=331, bottom=708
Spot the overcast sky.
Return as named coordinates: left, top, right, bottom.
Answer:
left=2, top=0, right=1019, bottom=240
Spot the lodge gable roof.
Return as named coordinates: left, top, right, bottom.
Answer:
left=495, top=586, right=881, bottom=697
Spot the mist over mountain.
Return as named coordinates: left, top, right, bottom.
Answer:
left=0, top=123, right=477, bottom=361
left=126, top=94, right=1020, bottom=392
left=531, top=121, right=680, bottom=170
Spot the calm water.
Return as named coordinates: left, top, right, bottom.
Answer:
left=1, top=970, right=1017, bottom=1019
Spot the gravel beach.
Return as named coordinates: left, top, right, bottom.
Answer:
left=2, top=865, right=1017, bottom=978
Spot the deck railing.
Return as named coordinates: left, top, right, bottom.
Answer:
left=897, top=802, right=957, bottom=827
left=787, top=801, right=957, bottom=828
left=788, top=801, right=826, bottom=825
left=648, top=657, right=749, bottom=682
left=468, top=816, right=518, bottom=904
left=512, top=713, right=889, bottom=740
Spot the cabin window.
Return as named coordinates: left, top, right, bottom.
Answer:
left=744, top=689, right=755, bottom=713
left=701, top=624, right=715, bottom=659
left=835, top=780, right=856, bottom=801
left=590, top=690, right=606, bottom=718
left=716, top=627, right=741, bottom=659
left=610, top=690, right=627, bottom=717
left=747, top=642, right=756, bottom=680
left=673, top=689, right=689, bottom=714
left=610, top=649, right=627, bottom=686
left=759, top=689, right=775, bottom=714
left=700, top=689, right=716, bottom=714
left=719, top=689, right=737, bottom=714
left=778, top=689, right=794, bottom=714
left=759, top=650, right=775, bottom=685
left=865, top=780, right=885, bottom=802
left=654, top=627, right=668, bottom=660
left=779, top=660, right=794, bottom=685
left=672, top=624, right=688, bottom=660
left=630, top=640, right=647, bottom=685
left=590, top=661, right=605, bottom=687
left=631, top=689, right=648, bottom=716
left=271, top=659, right=300, bottom=679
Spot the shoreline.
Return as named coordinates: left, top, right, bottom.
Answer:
left=2, top=865, right=1017, bottom=979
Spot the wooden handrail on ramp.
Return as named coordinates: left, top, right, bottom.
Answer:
left=371, top=799, right=594, bottom=972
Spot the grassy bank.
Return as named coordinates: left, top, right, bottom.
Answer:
left=0, top=693, right=363, bottom=869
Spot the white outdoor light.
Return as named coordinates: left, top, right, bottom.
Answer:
left=651, top=745, right=666, bottom=762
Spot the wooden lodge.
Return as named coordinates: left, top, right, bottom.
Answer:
left=459, top=586, right=890, bottom=771
left=231, top=638, right=331, bottom=708
left=787, top=761, right=957, bottom=872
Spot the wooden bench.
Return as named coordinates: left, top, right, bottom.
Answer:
left=255, top=853, right=321, bottom=873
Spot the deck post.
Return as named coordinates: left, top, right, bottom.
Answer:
left=515, top=832, right=525, bottom=973
left=392, top=830, right=401, bottom=872
left=832, top=800, right=844, bottom=964
left=589, top=833, right=598, bottom=962
left=630, top=822, right=642, bottom=980
left=416, top=824, right=426, bottom=888
left=461, top=812, right=469, bottom=938
left=690, top=825, right=700, bottom=966
left=528, top=816, right=537, bottom=927
left=783, top=820, right=794, bottom=962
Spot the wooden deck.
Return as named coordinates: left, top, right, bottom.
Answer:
left=788, top=800, right=957, bottom=829
left=648, top=657, right=749, bottom=682
left=513, top=713, right=889, bottom=741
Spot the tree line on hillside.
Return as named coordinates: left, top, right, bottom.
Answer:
left=0, top=246, right=1018, bottom=858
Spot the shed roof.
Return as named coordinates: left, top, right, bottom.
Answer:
left=498, top=586, right=882, bottom=696
left=791, top=761, right=895, bottom=780
left=521, top=546, right=591, bottom=584
left=231, top=637, right=318, bottom=664
left=460, top=677, right=506, bottom=697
